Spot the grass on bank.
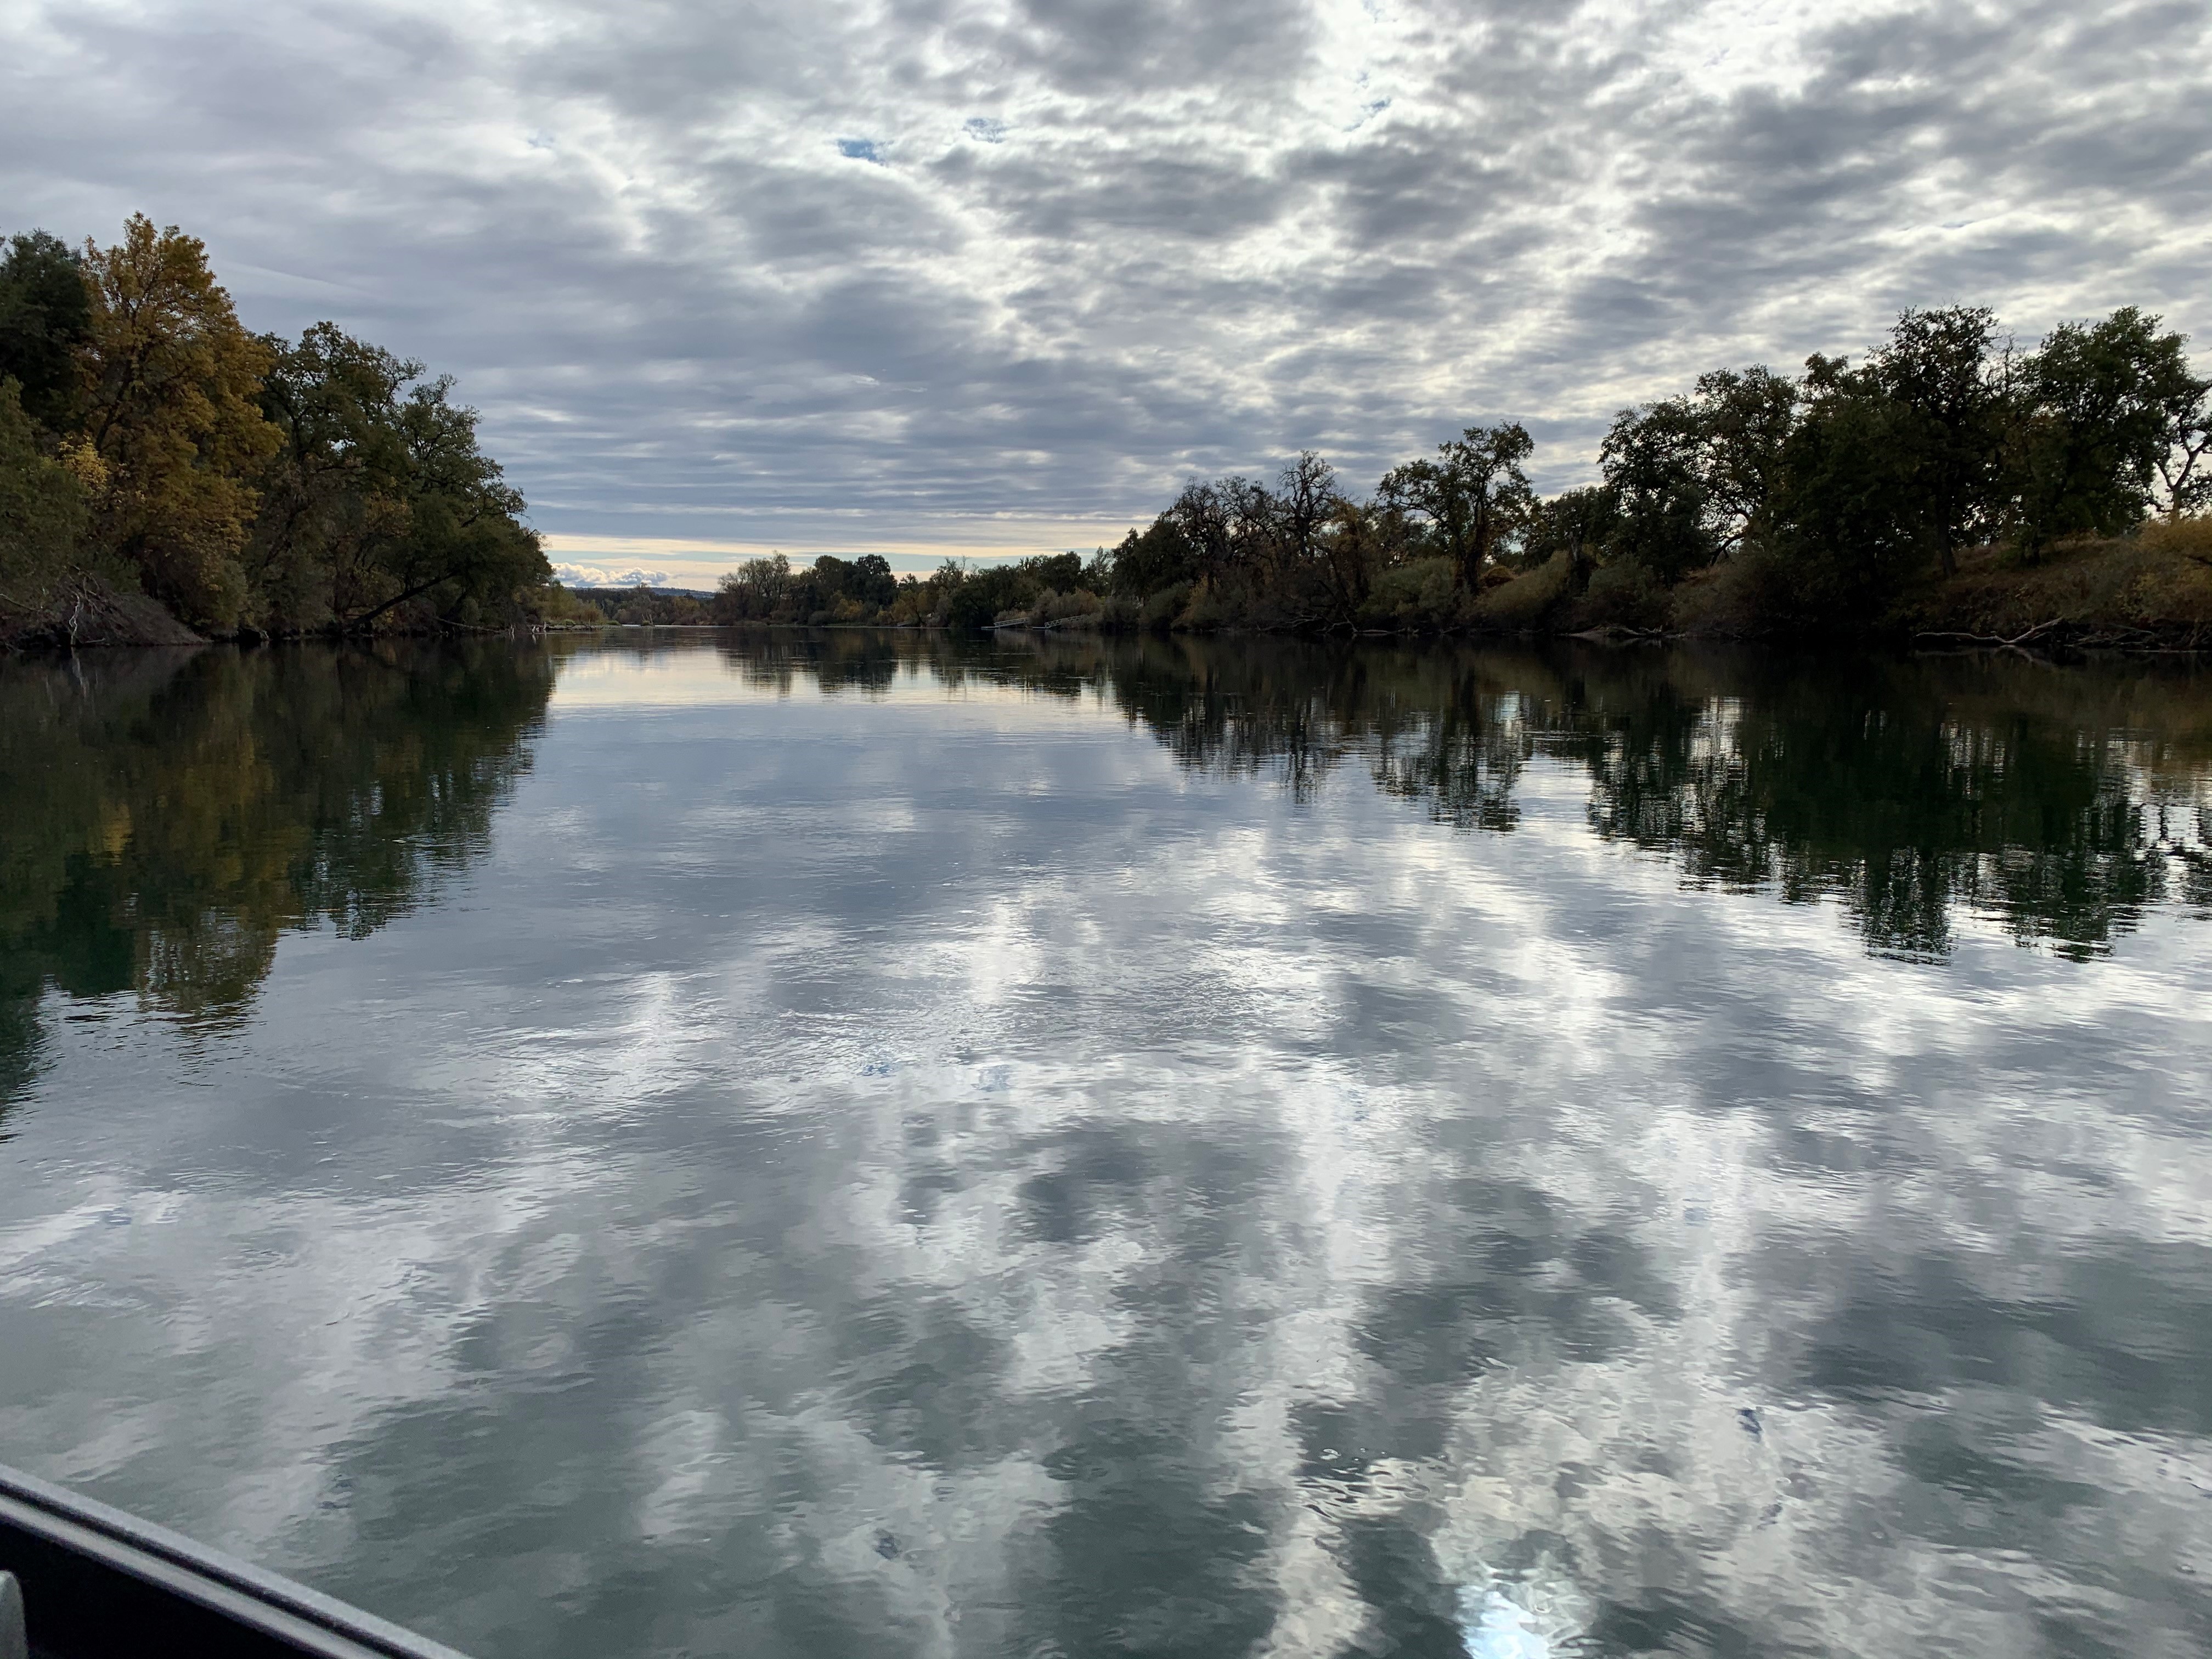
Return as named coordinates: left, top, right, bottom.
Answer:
left=972, top=518, right=2212, bottom=649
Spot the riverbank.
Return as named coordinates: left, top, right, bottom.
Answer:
left=0, top=576, right=584, bottom=652
left=982, top=521, right=2212, bottom=652
left=1889, top=521, right=2212, bottom=650
left=0, top=578, right=208, bottom=650
left=11, top=521, right=2210, bottom=656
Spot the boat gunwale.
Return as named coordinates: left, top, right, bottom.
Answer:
left=0, top=1463, right=471, bottom=1659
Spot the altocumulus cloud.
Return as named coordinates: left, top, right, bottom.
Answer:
left=552, top=565, right=674, bottom=590
left=3, top=0, right=2207, bottom=573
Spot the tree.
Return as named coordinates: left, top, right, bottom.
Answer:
left=1105, top=515, right=1198, bottom=596
left=76, top=216, right=279, bottom=630
left=1318, top=496, right=1378, bottom=619
left=1164, top=480, right=1237, bottom=584
left=1768, top=354, right=1922, bottom=607
left=1521, top=484, right=1621, bottom=579
left=338, top=375, right=545, bottom=629
left=2152, top=360, right=2211, bottom=521
left=944, top=562, right=1029, bottom=630
left=850, top=552, right=898, bottom=608
left=715, top=552, right=795, bottom=621
left=250, top=321, right=420, bottom=629
left=1600, top=402, right=1712, bottom=583
left=1863, top=307, right=2007, bottom=575
left=1688, top=366, right=1799, bottom=557
left=1028, top=550, right=1085, bottom=592
left=1589, top=371, right=1795, bottom=575
left=0, top=231, right=91, bottom=434
left=1379, top=423, right=1534, bottom=590
left=2010, top=307, right=2201, bottom=555
left=810, top=554, right=853, bottom=610
left=1267, top=451, right=1336, bottom=574
left=242, top=330, right=552, bottom=633
left=0, top=379, right=86, bottom=612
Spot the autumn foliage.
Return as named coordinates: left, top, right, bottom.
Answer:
left=0, top=216, right=548, bottom=640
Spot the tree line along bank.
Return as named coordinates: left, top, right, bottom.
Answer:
left=7, top=222, right=2207, bottom=651
left=711, top=304, right=2212, bottom=647
left=0, top=217, right=554, bottom=646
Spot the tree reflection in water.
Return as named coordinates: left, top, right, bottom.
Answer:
left=0, top=641, right=555, bottom=1113
left=718, top=629, right=2212, bottom=962
left=8, top=629, right=2204, bottom=1110
left=1, top=630, right=2209, bottom=1657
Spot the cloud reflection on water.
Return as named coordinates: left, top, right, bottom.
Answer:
left=0, top=635, right=2209, bottom=1658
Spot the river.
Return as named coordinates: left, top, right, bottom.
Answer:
left=2, top=631, right=2209, bottom=1657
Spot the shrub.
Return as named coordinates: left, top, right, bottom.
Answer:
left=1174, top=579, right=1234, bottom=631
left=1097, top=594, right=1142, bottom=632
left=1142, top=581, right=1194, bottom=631
left=0, top=381, right=84, bottom=616
left=1356, top=556, right=1462, bottom=630
left=1471, top=551, right=1578, bottom=630
left=2141, top=515, right=2212, bottom=565
left=1033, top=587, right=1102, bottom=624
left=1669, top=546, right=1813, bottom=636
left=1565, top=561, right=1669, bottom=632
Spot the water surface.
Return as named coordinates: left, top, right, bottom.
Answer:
left=2, top=633, right=2210, bottom=1658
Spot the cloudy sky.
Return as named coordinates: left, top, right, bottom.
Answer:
left=5, top=0, right=2209, bottom=583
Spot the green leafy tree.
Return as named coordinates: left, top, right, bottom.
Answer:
left=1768, top=353, right=1922, bottom=607
left=1029, top=551, right=1084, bottom=591
left=1104, top=515, right=1198, bottom=596
left=338, top=375, right=546, bottom=629
left=938, top=552, right=1085, bottom=630
left=2151, top=355, right=2212, bottom=521
left=0, top=231, right=92, bottom=433
left=250, top=321, right=419, bottom=629
left=850, top=553, right=898, bottom=608
left=1521, top=484, right=1621, bottom=578
left=2010, top=307, right=2201, bottom=555
left=714, top=553, right=796, bottom=622
left=0, top=379, right=86, bottom=613
left=1590, top=370, right=1794, bottom=575
left=1688, top=366, right=1799, bottom=556
left=1863, top=307, right=2008, bottom=575
left=1379, top=424, right=1534, bottom=590
left=1600, top=402, right=1712, bottom=583
left=944, top=562, right=1030, bottom=630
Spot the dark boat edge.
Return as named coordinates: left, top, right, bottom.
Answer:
left=0, top=1462, right=471, bottom=1659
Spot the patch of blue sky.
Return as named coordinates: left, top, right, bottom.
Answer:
left=836, top=137, right=887, bottom=163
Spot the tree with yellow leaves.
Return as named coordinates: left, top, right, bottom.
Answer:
left=76, top=215, right=278, bottom=630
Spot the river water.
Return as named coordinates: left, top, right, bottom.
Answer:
left=2, top=632, right=2210, bottom=1658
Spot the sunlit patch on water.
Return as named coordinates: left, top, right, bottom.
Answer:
left=1458, top=1560, right=1588, bottom=1659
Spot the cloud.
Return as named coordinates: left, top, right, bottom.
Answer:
left=552, top=563, right=674, bottom=589
left=2, top=0, right=2206, bottom=562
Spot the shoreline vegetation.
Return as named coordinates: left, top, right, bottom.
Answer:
left=5, top=217, right=2209, bottom=654
left=0, top=216, right=575, bottom=650
left=708, top=303, right=2212, bottom=653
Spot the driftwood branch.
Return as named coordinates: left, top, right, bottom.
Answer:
left=1913, top=617, right=2065, bottom=650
